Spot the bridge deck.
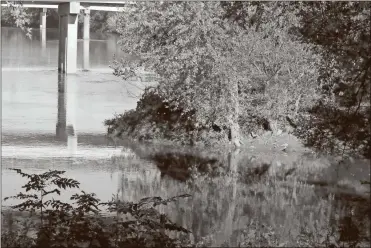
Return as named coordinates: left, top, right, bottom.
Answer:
left=1, top=1, right=135, bottom=11
left=1, top=4, right=130, bottom=11
left=1, top=1, right=135, bottom=7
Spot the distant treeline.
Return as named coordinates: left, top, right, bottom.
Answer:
left=1, top=7, right=119, bottom=34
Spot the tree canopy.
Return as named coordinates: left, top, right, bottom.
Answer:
left=111, top=2, right=322, bottom=146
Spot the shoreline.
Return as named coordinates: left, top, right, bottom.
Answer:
left=110, top=126, right=369, bottom=161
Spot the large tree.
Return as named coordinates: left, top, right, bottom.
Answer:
left=111, top=2, right=321, bottom=145
left=111, top=2, right=245, bottom=146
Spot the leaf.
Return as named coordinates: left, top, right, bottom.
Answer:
left=4, top=193, right=39, bottom=201
left=10, top=168, right=32, bottom=179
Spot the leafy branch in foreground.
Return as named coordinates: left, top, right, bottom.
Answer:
left=2, top=169, right=192, bottom=248
left=4, top=169, right=80, bottom=221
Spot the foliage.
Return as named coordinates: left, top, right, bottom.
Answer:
left=90, top=10, right=118, bottom=33
left=233, top=24, right=321, bottom=135
left=111, top=2, right=241, bottom=145
left=3, top=1, right=32, bottom=38
left=110, top=2, right=322, bottom=147
left=105, top=86, right=231, bottom=146
left=219, top=1, right=371, bottom=156
left=106, top=13, right=122, bottom=33
left=295, top=103, right=370, bottom=158
left=2, top=169, right=192, bottom=248
left=298, top=1, right=370, bottom=99
left=296, top=2, right=371, bottom=158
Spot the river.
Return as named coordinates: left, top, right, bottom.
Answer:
left=1, top=27, right=370, bottom=247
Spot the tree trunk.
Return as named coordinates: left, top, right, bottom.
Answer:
left=294, top=94, right=302, bottom=117
left=229, top=80, right=241, bottom=148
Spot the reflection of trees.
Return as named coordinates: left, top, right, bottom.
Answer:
left=2, top=28, right=59, bottom=68
left=117, top=150, right=370, bottom=246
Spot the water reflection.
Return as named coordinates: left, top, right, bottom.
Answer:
left=1, top=27, right=125, bottom=69
left=41, top=28, right=46, bottom=50
left=115, top=148, right=371, bottom=246
left=83, top=39, right=90, bottom=70
left=55, top=73, right=78, bottom=155
left=2, top=139, right=370, bottom=246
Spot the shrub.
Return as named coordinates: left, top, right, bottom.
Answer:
left=2, top=169, right=192, bottom=248
left=295, top=102, right=371, bottom=158
left=105, top=86, right=230, bottom=146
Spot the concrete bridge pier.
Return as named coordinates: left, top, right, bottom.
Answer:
left=58, top=2, right=80, bottom=74
left=83, top=8, right=90, bottom=71
left=40, top=8, right=47, bottom=48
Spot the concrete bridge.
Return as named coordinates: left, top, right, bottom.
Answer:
left=2, top=1, right=136, bottom=154
left=1, top=1, right=134, bottom=73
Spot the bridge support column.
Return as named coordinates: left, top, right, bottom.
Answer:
left=40, top=8, right=47, bottom=48
left=83, top=8, right=90, bottom=71
left=40, top=8, right=46, bottom=29
left=58, top=2, right=80, bottom=74
left=83, top=8, right=90, bottom=40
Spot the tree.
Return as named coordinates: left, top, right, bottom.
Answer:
left=221, top=1, right=370, bottom=110
left=111, top=2, right=241, bottom=146
left=223, top=4, right=321, bottom=132
left=297, top=1, right=371, bottom=107
left=155, top=1, right=369, bottom=157
left=295, top=2, right=371, bottom=157
left=110, top=2, right=321, bottom=146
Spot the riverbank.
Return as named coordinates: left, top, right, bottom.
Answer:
left=105, top=109, right=363, bottom=161
left=104, top=87, right=307, bottom=151
left=104, top=87, right=369, bottom=160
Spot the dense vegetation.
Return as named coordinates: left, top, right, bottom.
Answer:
left=105, top=1, right=370, bottom=158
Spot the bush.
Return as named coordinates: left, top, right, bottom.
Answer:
left=1, top=169, right=192, bottom=248
left=105, top=87, right=230, bottom=147
left=294, top=102, right=370, bottom=158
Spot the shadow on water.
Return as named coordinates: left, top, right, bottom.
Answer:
left=151, top=153, right=220, bottom=181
